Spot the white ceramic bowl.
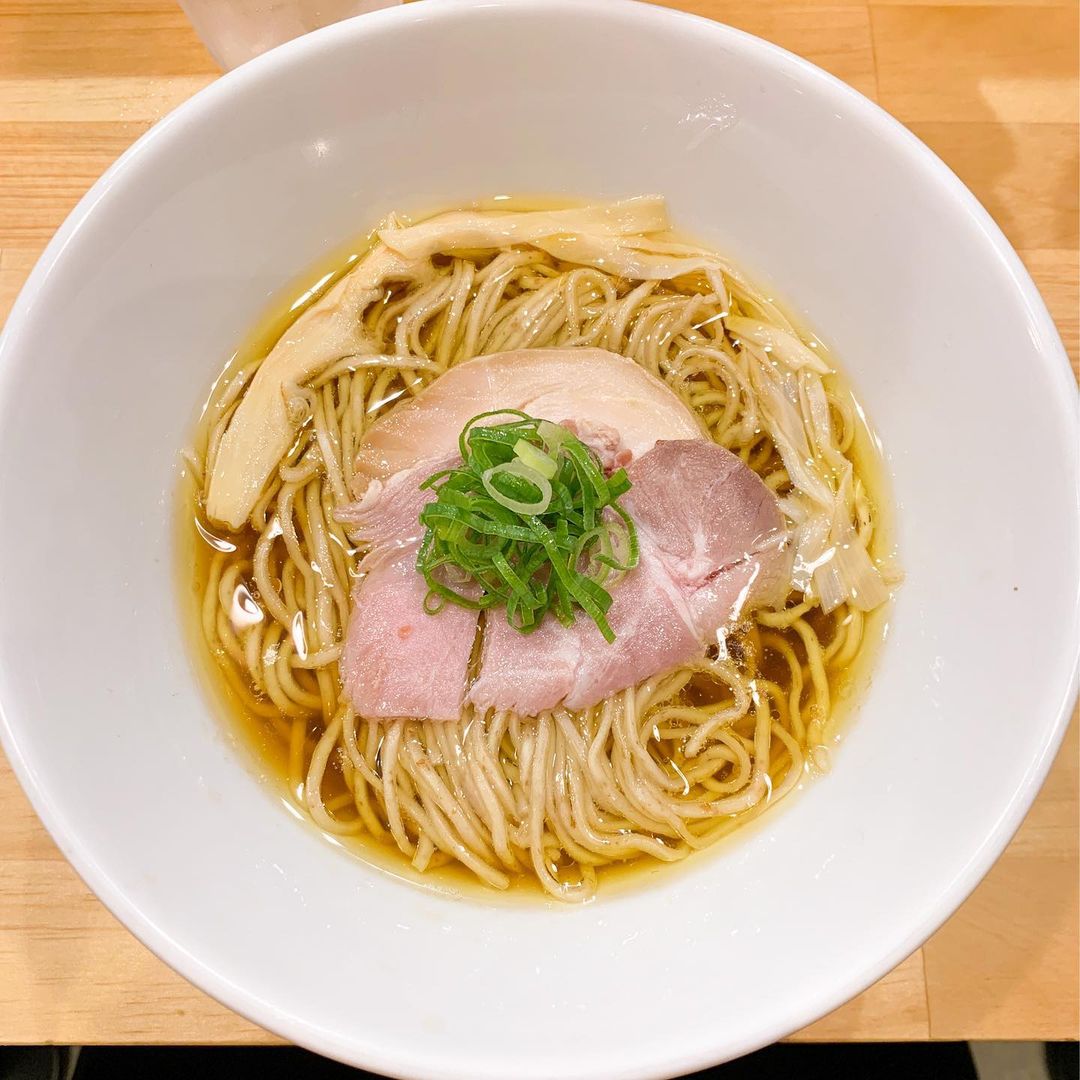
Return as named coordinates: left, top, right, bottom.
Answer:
left=0, top=2, right=1076, bottom=1077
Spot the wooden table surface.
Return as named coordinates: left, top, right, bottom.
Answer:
left=0, top=0, right=1077, bottom=1051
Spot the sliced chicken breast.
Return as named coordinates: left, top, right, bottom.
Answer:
left=352, top=348, right=706, bottom=487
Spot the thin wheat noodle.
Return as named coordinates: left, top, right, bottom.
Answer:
left=187, top=206, right=891, bottom=901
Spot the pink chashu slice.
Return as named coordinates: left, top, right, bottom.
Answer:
left=467, top=439, right=790, bottom=715
left=337, top=455, right=480, bottom=721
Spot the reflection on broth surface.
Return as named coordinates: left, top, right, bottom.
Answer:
left=178, top=197, right=899, bottom=902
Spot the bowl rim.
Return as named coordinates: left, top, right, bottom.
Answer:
left=0, top=0, right=1077, bottom=1076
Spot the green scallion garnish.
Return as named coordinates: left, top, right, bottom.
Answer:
left=416, top=411, right=639, bottom=642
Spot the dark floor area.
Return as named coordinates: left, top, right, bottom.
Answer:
left=0, top=1041, right=1076, bottom=1080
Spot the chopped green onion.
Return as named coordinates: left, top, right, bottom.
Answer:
left=481, top=460, right=553, bottom=515
left=537, top=419, right=573, bottom=452
left=513, top=438, right=558, bottom=480
left=415, top=412, right=640, bottom=641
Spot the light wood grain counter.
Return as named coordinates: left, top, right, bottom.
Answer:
left=0, top=0, right=1076, bottom=1049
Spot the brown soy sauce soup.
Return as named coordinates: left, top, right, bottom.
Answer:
left=178, top=198, right=899, bottom=902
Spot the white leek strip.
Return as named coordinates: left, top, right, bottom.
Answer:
left=750, top=358, right=833, bottom=506
left=798, top=364, right=849, bottom=475
left=378, top=196, right=669, bottom=260
left=535, top=232, right=731, bottom=288
left=813, top=470, right=892, bottom=612
left=780, top=493, right=832, bottom=595
left=749, top=348, right=888, bottom=613
left=725, top=316, right=831, bottom=375
left=726, top=279, right=799, bottom=335
left=380, top=199, right=746, bottom=314
left=206, top=245, right=435, bottom=529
